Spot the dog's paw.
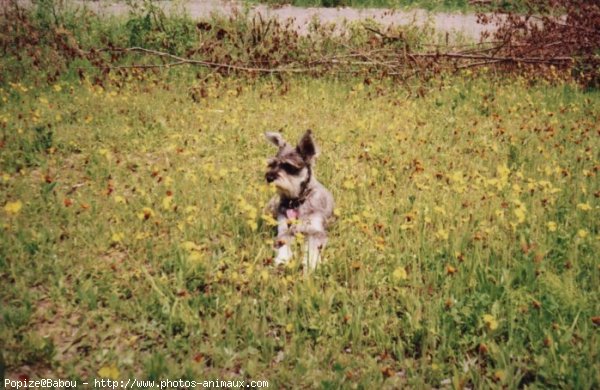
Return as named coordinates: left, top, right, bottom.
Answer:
left=274, top=245, right=293, bottom=265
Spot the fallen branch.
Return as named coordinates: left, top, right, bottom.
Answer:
left=84, top=46, right=575, bottom=76
left=95, top=46, right=311, bottom=74
left=409, top=51, right=573, bottom=65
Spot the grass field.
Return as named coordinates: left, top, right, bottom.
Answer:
left=1, top=71, right=599, bottom=388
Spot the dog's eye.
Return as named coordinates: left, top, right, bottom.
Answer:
left=281, top=163, right=302, bottom=175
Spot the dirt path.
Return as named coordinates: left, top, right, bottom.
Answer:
left=76, top=0, right=495, bottom=41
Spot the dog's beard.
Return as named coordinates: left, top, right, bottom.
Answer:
left=272, top=171, right=309, bottom=198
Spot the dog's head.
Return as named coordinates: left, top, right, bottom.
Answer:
left=264, top=130, right=318, bottom=198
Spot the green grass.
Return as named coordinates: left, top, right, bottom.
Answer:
left=1, top=72, right=599, bottom=387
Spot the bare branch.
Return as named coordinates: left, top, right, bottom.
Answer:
left=86, top=46, right=575, bottom=76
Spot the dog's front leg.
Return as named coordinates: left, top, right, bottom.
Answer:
left=295, top=215, right=327, bottom=271
left=274, top=214, right=294, bottom=265
left=304, top=233, right=327, bottom=272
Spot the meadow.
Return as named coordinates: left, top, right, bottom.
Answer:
left=1, top=67, right=599, bottom=388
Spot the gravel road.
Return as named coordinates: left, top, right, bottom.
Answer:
left=74, top=0, right=495, bottom=41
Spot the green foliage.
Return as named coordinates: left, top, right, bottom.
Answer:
left=124, top=0, right=196, bottom=54
left=126, top=13, right=153, bottom=47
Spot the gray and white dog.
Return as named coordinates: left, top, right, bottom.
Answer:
left=264, top=130, right=334, bottom=271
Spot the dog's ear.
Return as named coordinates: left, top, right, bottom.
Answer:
left=265, top=132, right=286, bottom=149
left=296, top=129, right=319, bottom=162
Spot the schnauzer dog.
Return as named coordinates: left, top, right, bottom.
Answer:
left=264, top=130, right=334, bottom=271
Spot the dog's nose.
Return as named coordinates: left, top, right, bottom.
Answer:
left=266, top=172, right=277, bottom=183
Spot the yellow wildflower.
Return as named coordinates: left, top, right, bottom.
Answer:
left=435, top=228, right=449, bottom=241
left=483, top=314, right=498, bottom=330
left=392, top=267, right=408, bottom=281
left=493, top=370, right=506, bottom=382
left=98, top=364, right=120, bottom=380
left=261, top=213, right=278, bottom=226
left=577, top=203, right=592, bottom=211
left=137, top=207, right=154, bottom=220
left=162, top=195, right=173, bottom=210
left=4, top=200, right=22, bottom=215
left=111, top=232, right=125, bottom=244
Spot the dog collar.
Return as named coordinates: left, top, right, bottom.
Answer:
left=279, top=198, right=300, bottom=220
left=279, top=197, right=303, bottom=219
left=279, top=188, right=311, bottom=219
left=280, top=197, right=303, bottom=210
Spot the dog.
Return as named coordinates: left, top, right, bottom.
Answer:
left=264, top=130, right=334, bottom=271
